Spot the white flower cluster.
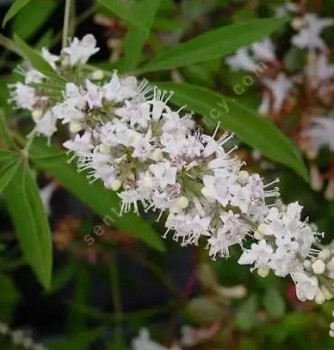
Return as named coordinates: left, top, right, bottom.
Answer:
left=132, top=329, right=180, bottom=350
left=9, top=34, right=334, bottom=331
left=131, top=324, right=219, bottom=350
left=0, top=321, right=48, bottom=350
left=226, top=4, right=334, bottom=199
left=227, top=10, right=334, bottom=117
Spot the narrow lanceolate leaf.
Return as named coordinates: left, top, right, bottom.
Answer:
left=0, top=110, right=17, bottom=149
left=123, top=0, right=162, bottom=70
left=0, top=150, right=19, bottom=162
left=0, top=155, right=20, bottom=192
left=155, top=82, right=307, bottom=180
left=12, top=0, right=58, bottom=40
left=30, top=138, right=165, bottom=252
left=13, top=34, right=65, bottom=83
left=97, top=0, right=144, bottom=28
left=3, top=159, right=52, bottom=289
left=2, top=0, right=31, bottom=28
left=141, top=17, right=287, bottom=72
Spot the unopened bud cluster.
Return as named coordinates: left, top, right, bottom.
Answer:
left=0, top=321, right=47, bottom=350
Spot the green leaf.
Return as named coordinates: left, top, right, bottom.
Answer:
left=13, top=34, right=64, bottom=83
left=50, top=328, right=104, bottom=350
left=141, top=17, right=287, bottom=72
left=0, top=110, right=17, bottom=149
left=12, top=0, right=58, bottom=40
left=0, top=150, right=18, bottom=162
left=123, top=0, right=161, bottom=70
left=49, top=262, right=76, bottom=293
left=30, top=138, right=165, bottom=252
left=0, top=155, right=21, bottom=192
left=106, top=337, right=127, bottom=350
left=263, top=287, right=286, bottom=318
left=0, top=273, right=20, bottom=321
left=2, top=0, right=31, bottom=28
left=0, top=33, right=21, bottom=56
left=155, top=82, right=307, bottom=179
left=3, top=159, right=52, bottom=289
left=235, top=295, right=258, bottom=331
left=97, top=0, right=144, bottom=28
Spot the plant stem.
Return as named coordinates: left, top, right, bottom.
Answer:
left=110, top=253, right=123, bottom=341
left=62, top=0, right=72, bottom=49
left=22, top=129, right=37, bottom=158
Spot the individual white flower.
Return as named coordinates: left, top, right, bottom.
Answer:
left=115, top=100, right=151, bottom=129
left=275, top=2, right=299, bottom=17
left=304, top=116, right=334, bottom=152
left=149, top=163, right=177, bottom=189
left=25, top=68, right=44, bottom=84
left=63, top=132, right=94, bottom=154
left=183, top=134, right=204, bottom=158
left=325, top=179, right=334, bottom=201
left=103, top=73, right=139, bottom=102
left=35, top=109, right=57, bottom=137
left=11, top=83, right=37, bottom=110
left=39, top=182, right=57, bottom=216
left=65, top=82, right=86, bottom=109
left=306, top=53, right=334, bottom=82
left=41, top=47, right=59, bottom=69
left=180, top=323, right=220, bottom=347
left=238, top=239, right=273, bottom=269
left=52, top=103, right=85, bottom=124
left=202, top=172, right=233, bottom=207
left=291, top=14, right=334, bottom=50
left=132, top=129, right=154, bottom=161
left=293, top=271, right=319, bottom=301
left=62, top=34, right=99, bottom=65
left=162, top=111, right=194, bottom=137
left=262, top=73, right=293, bottom=113
left=251, top=38, right=276, bottom=61
left=119, top=189, right=142, bottom=213
left=226, top=48, right=257, bottom=72
left=132, top=329, right=180, bottom=350
left=208, top=211, right=249, bottom=258
left=84, top=79, right=104, bottom=109
left=258, top=93, right=271, bottom=115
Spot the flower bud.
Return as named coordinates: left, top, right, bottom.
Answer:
left=325, top=180, right=334, bottom=201
left=257, top=267, right=270, bottom=278
left=32, top=108, right=43, bottom=121
left=318, top=249, right=331, bottom=261
left=176, top=196, right=189, bottom=210
left=237, top=170, right=249, bottom=185
left=150, top=149, right=163, bottom=162
left=303, top=260, right=312, bottom=270
left=201, top=187, right=210, bottom=198
left=315, top=290, right=325, bottom=304
left=291, top=17, right=305, bottom=30
left=310, top=165, right=323, bottom=192
left=110, top=179, right=122, bottom=191
left=99, top=144, right=111, bottom=154
left=258, top=223, right=271, bottom=236
left=321, top=285, right=333, bottom=300
left=312, top=260, right=326, bottom=274
left=91, top=70, right=104, bottom=80
left=254, top=231, right=263, bottom=240
left=69, top=120, right=84, bottom=133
